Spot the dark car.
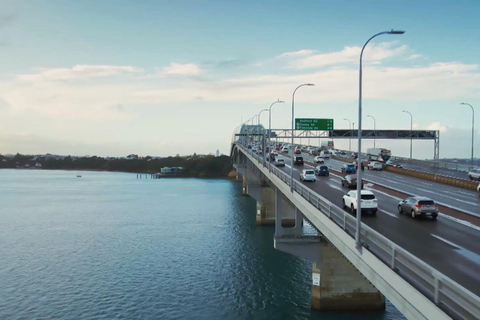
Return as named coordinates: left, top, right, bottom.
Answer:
left=294, top=156, right=304, bottom=166
left=341, top=174, right=364, bottom=188
left=341, top=163, right=356, bottom=174
left=398, top=196, right=438, bottom=220
left=314, top=165, right=329, bottom=176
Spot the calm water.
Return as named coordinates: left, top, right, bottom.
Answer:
left=0, top=169, right=404, bottom=319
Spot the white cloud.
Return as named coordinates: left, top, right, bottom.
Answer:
left=17, top=65, right=140, bottom=82
left=426, top=122, right=447, bottom=132
left=161, top=63, right=202, bottom=76
left=278, top=42, right=409, bottom=70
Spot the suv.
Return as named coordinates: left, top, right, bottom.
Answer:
left=294, top=156, right=304, bottom=166
left=398, top=196, right=438, bottom=220
left=367, top=161, right=383, bottom=171
left=314, top=165, right=329, bottom=176
left=341, top=174, right=364, bottom=188
left=275, top=158, right=285, bottom=167
left=468, top=168, right=480, bottom=181
left=341, top=163, right=356, bottom=174
left=300, top=169, right=316, bottom=182
left=342, top=190, right=378, bottom=215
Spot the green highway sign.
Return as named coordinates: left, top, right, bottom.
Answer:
left=295, top=118, right=334, bottom=130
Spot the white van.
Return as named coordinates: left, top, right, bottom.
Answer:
left=320, top=150, right=330, bottom=159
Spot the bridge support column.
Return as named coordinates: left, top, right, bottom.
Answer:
left=242, top=176, right=247, bottom=196
left=255, top=186, right=275, bottom=225
left=311, top=242, right=385, bottom=311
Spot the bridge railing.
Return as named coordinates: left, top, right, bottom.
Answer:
left=237, top=143, right=480, bottom=319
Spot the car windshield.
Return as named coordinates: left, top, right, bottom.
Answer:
left=347, top=164, right=354, bottom=168
left=320, top=166, right=328, bottom=169
left=361, top=194, right=375, bottom=200
left=305, top=170, right=314, bottom=174
left=418, top=200, right=435, bottom=205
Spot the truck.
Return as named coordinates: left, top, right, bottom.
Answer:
left=367, top=148, right=391, bottom=162
left=321, top=140, right=334, bottom=149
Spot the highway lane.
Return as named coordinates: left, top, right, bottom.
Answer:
left=335, top=153, right=475, bottom=182
left=270, top=154, right=480, bottom=296
left=299, top=153, right=480, bottom=216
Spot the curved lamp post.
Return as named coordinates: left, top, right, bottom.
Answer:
left=356, top=29, right=405, bottom=250
left=402, top=110, right=413, bottom=159
left=290, top=83, right=315, bottom=192
left=460, top=102, right=475, bottom=167
left=367, top=115, right=376, bottom=148
left=268, top=100, right=285, bottom=171
left=344, top=118, right=352, bottom=151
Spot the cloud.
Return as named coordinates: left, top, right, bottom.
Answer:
left=161, top=63, right=202, bottom=76
left=426, top=122, right=447, bottom=132
left=279, top=42, right=409, bottom=69
left=17, top=65, right=141, bottom=82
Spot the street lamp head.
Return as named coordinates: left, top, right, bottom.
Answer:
left=460, top=102, right=467, bottom=105
left=306, top=83, right=315, bottom=86
left=367, top=115, right=372, bottom=118
left=389, top=29, right=405, bottom=34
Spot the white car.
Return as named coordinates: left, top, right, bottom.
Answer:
left=300, top=169, right=316, bottom=182
left=468, top=168, right=480, bottom=181
left=313, top=156, right=324, bottom=163
left=367, top=161, right=382, bottom=171
left=272, top=150, right=279, bottom=156
left=342, top=190, right=378, bottom=215
left=275, top=158, right=285, bottom=167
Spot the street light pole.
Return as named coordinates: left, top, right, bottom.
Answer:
left=344, top=118, right=351, bottom=151
left=461, top=103, right=475, bottom=168
left=356, top=29, right=405, bottom=250
left=402, top=110, right=413, bottom=159
left=290, top=83, right=315, bottom=192
left=367, top=115, right=376, bottom=148
left=258, top=109, right=269, bottom=125
left=269, top=100, right=285, bottom=172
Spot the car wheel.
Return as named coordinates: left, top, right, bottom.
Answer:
left=411, top=210, right=416, bottom=219
left=397, top=205, right=402, bottom=214
left=372, top=209, right=377, bottom=216
left=342, top=199, right=346, bottom=209
left=432, top=214, right=438, bottom=220
left=351, top=204, right=355, bottom=215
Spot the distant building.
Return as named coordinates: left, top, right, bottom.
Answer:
left=216, top=149, right=219, bottom=157
left=160, top=167, right=184, bottom=174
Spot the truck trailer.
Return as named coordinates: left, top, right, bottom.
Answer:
left=367, top=148, right=391, bottom=162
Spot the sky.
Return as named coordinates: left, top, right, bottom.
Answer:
left=0, top=0, right=479, bottom=159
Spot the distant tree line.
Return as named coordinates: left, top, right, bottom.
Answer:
left=0, top=153, right=234, bottom=178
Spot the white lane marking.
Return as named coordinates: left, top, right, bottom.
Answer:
left=381, top=210, right=399, bottom=218
left=430, top=234, right=461, bottom=249
left=438, top=213, right=480, bottom=232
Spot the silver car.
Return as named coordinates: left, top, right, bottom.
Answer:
left=398, top=196, right=438, bottom=220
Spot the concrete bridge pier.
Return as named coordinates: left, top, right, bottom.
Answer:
left=310, top=242, right=385, bottom=311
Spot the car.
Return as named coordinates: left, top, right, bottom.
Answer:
left=309, top=148, right=320, bottom=156
left=281, top=147, right=289, bottom=153
left=275, top=158, right=285, bottom=166
left=267, top=153, right=275, bottom=162
left=314, top=165, right=329, bottom=176
left=342, top=190, right=377, bottom=215
left=477, top=184, right=480, bottom=197
left=340, top=151, right=347, bottom=155
left=341, top=174, right=364, bottom=188
left=398, top=196, right=438, bottom=220
left=272, top=150, right=279, bottom=156
left=468, top=168, right=480, bottom=181
left=367, top=161, right=383, bottom=171
left=313, top=156, right=324, bottom=163
left=341, top=163, right=356, bottom=174
left=293, top=156, right=304, bottom=166
left=300, top=169, right=316, bottom=182
left=294, top=149, right=302, bottom=154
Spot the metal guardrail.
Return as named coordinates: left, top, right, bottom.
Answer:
left=236, top=143, right=480, bottom=320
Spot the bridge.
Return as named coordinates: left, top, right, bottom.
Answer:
left=230, top=125, right=480, bottom=320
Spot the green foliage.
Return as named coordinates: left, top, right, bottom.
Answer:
left=0, top=153, right=234, bottom=178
